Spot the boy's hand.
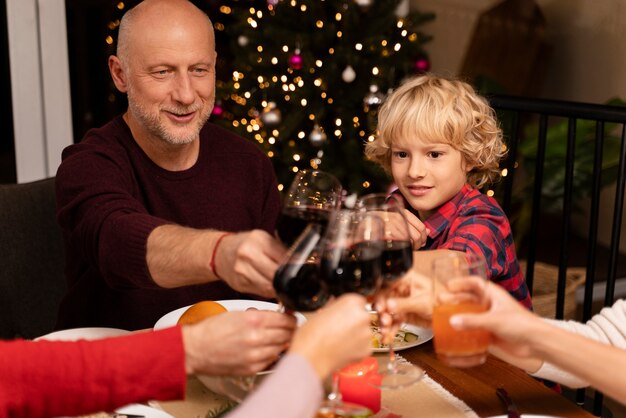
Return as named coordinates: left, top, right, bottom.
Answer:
left=402, top=209, right=429, bottom=249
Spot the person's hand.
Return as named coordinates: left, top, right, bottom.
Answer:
left=448, top=279, right=549, bottom=361
left=374, top=270, right=433, bottom=338
left=402, top=209, right=429, bottom=249
left=182, top=310, right=297, bottom=376
left=216, top=230, right=287, bottom=298
left=289, top=294, right=372, bottom=380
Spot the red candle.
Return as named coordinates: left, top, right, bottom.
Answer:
left=338, top=356, right=382, bottom=413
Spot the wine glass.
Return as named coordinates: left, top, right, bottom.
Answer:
left=356, top=193, right=413, bottom=286
left=273, top=223, right=330, bottom=313
left=316, top=209, right=385, bottom=416
left=275, top=169, right=343, bottom=247
left=356, top=193, right=424, bottom=390
left=320, top=209, right=385, bottom=298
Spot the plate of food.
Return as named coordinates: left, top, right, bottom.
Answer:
left=154, top=300, right=304, bottom=402
left=370, top=319, right=432, bottom=353
left=153, top=299, right=307, bottom=330
left=35, top=327, right=131, bottom=341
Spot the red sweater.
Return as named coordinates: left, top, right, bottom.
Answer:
left=0, top=327, right=185, bottom=418
left=55, top=117, right=281, bottom=330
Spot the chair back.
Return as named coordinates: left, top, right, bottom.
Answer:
left=489, top=95, right=626, bottom=417
left=0, top=177, right=66, bottom=340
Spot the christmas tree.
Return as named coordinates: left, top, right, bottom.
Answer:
left=210, top=0, right=434, bottom=194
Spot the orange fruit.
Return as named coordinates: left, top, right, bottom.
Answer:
left=177, top=300, right=227, bottom=325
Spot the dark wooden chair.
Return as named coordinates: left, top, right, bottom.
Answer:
left=489, top=95, right=626, bottom=417
left=0, top=177, right=66, bottom=340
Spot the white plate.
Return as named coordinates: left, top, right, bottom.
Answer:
left=372, top=323, right=433, bottom=353
left=154, top=300, right=306, bottom=402
left=35, top=327, right=131, bottom=341
left=153, top=299, right=307, bottom=330
left=115, top=403, right=173, bottom=418
left=486, top=415, right=564, bottom=418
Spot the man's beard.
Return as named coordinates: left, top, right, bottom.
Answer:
left=127, top=95, right=211, bottom=146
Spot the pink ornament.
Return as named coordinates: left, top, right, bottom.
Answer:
left=289, top=53, right=303, bottom=70
left=211, top=104, right=223, bottom=117
left=414, top=58, right=430, bottom=72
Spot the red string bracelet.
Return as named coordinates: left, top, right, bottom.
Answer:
left=210, top=232, right=233, bottom=279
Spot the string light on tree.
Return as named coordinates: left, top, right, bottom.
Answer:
left=212, top=0, right=434, bottom=194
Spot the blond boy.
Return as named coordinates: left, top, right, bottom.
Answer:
left=366, top=73, right=531, bottom=308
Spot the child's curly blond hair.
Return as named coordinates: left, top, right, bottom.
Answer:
left=364, top=73, right=506, bottom=189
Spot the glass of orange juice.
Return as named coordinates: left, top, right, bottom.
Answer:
left=431, top=252, right=490, bottom=367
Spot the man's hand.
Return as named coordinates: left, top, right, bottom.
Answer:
left=216, top=230, right=287, bottom=298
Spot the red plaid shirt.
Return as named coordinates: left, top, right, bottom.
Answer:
left=397, top=184, right=532, bottom=309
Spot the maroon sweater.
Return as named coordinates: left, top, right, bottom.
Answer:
left=55, top=116, right=281, bottom=330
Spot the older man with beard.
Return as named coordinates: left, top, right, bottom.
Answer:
left=54, top=0, right=293, bottom=375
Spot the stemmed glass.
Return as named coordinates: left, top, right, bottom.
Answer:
left=356, top=193, right=424, bottom=389
left=274, top=169, right=342, bottom=316
left=316, top=209, right=385, bottom=416
left=273, top=223, right=330, bottom=313
left=356, top=193, right=413, bottom=287
left=275, top=169, right=343, bottom=247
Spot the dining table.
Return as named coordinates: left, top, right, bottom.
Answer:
left=401, top=340, right=594, bottom=418
left=156, top=339, right=595, bottom=418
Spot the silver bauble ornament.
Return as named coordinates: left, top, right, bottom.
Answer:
left=342, top=65, right=356, bottom=83
left=354, top=0, right=373, bottom=10
left=363, top=84, right=385, bottom=111
left=260, top=102, right=282, bottom=127
left=395, top=0, right=409, bottom=17
left=309, top=125, right=327, bottom=147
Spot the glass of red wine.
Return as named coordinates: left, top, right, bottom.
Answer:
left=320, top=209, right=384, bottom=298
left=275, top=169, right=343, bottom=247
left=316, top=209, right=385, bottom=416
left=355, top=193, right=413, bottom=287
left=356, top=193, right=424, bottom=390
left=273, top=223, right=330, bottom=313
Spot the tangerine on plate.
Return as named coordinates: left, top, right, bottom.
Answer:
left=177, top=300, right=227, bottom=325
